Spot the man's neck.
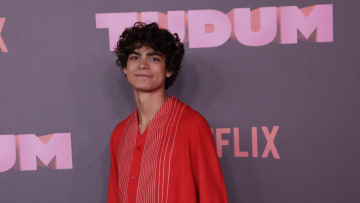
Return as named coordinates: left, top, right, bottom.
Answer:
left=133, top=89, right=168, bottom=134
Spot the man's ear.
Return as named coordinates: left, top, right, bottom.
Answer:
left=123, top=67, right=127, bottom=76
left=166, top=71, right=173, bottom=78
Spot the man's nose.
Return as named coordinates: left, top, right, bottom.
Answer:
left=139, top=58, right=149, bottom=69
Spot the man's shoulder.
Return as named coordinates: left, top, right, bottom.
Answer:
left=179, top=103, right=213, bottom=140
left=181, top=103, right=209, bottom=127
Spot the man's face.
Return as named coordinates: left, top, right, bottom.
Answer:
left=124, top=46, right=172, bottom=93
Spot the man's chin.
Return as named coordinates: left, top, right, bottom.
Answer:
left=133, top=86, right=164, bottom=93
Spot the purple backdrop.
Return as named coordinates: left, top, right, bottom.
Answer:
left=0, top=0, right=359, bottom=202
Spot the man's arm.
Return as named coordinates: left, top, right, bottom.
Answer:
left=189, top=115, right=229, bottom=203
left=108, top=126, right=121, bottom=203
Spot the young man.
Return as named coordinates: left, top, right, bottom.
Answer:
left=108, top=22, right=228, bottom=203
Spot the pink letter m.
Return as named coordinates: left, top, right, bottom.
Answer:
left=16, top=133, right=73, bottom=171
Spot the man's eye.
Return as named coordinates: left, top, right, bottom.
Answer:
left=129, top=56, right=138, bottom=60
left=151, top=57, right=160, bottom=62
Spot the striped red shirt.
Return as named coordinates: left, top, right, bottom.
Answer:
left=108, top=97, right=228, bottom=203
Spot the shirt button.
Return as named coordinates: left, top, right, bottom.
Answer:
left=131, top=176, right=137, bottom=180
left=136, top=146, right=142, bottom=150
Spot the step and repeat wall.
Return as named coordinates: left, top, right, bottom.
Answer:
left=1, top=0, right=359, bottom=202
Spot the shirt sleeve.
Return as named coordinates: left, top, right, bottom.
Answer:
left=108, top=126, right=120, bottom=203
left=189, top=116, right=229, bottom=203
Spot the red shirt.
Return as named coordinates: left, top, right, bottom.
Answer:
left=108, top=97, right=228, bottom=203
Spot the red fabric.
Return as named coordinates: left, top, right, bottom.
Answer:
left=108, top=97, right=228, bottom=203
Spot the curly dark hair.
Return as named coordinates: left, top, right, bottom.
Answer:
left=115, top=22, right=185, bottom=89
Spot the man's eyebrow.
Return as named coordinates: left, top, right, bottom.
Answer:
left=147, top=52, right=164, bottom=57
left=129, top=51, right=164, bottom=58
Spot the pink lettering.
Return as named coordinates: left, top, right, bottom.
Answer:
left=17, top=133, right=73, bottom=171
left=188, top=10, right=231, bottom=48
left=216, top=128, right=230, bottom=157
left=279, top=4, right=333, bottom=44
left=0, top=18, right=8, bottom=53
left=233, top=128, right=249, bottom=157
left=0, top=133, right=73, bottom=173
left=141, top=12, right=168, bottom=28
left=95, top=13, right=138, bottom=51
left=261, top=126, right=280, bottom=159
left=251, top=127, right=258, bottom=158
left=212, top=126, right=280, bottom=159
left=0, top=135, right=16, bottom=172
left=231, top=7, right=277, bottom=46
left=167, top=11, right=187, bottom=42
left=95, top=4, right=333, bottom=49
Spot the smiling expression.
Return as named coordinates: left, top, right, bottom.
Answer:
left=124, top=46, right=172, bottom=93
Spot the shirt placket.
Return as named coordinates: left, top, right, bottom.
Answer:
left=127, top=127, right=147, bottom=203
